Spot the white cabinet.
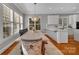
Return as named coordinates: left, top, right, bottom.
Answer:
left=59, top=15, right=68, bottom=28
left=68, top=28, right=74, bottom=35
left=48, top=15, right=59, bottom=24
left=74, top=29, right=79, bottom=41
left=69, top=15, right=76, bottom=28
left=46, top=29, right=68, bottom=43
left=46, top=29, right=57, bottom=42
left=57, top=30, right=68, bottom=43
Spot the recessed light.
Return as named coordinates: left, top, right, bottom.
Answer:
left=72, top=7, right=76, bottom=9
left=60, top=7, right=64, bottom=10
left=49, top=8, right=52, bottom=10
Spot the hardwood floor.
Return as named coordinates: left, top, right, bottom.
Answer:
left=1, top=34, right=79, bottom=55
left=45, top=34, right=79, bottom=55
left=1, top=41, right=19, bottom=55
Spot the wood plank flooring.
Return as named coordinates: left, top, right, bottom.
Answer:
left=1, top=34, right=79, bottom=55
left=45, top=34, right=79, bottom=55
left=1, top=41, right=19, bottom=55
left=42, top=35, right=63, bottom=55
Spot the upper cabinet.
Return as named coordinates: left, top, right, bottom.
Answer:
left=69, top=15, right=77, bottom=28
left=59, top=15, right=69, bottom=28
left=48, top=15, right=59, bottom=25
left=47, top=15, right=68, bottom=27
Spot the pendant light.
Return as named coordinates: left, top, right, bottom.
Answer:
left=31, top=3, right=39, bottom=31
left=32, top=3, right=39, bottom=22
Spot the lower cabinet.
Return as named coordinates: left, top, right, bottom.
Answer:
left=74, top=29, right=79, bottom=41
left=46, top=29, right=68, bottom=43
left=57, top=31, right=68, bottom=43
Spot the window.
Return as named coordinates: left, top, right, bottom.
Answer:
left=13, top=12, right=23, bottom=33
left=13, top=12, right=20, bottom=33
left=3, top=5, right=13, bottom=38
left=3, top=4, right=23, bottom=38
left=20, top=16, right=23, bottom=30
left=29, top=18, right=41, bottom=30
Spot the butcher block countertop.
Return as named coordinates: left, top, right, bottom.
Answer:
left=21, top=30, right=44, bottom=41
left=21, top=30, right=45, bottom=55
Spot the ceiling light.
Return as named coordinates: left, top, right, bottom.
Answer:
left=32, top=3, right=39, bottom=22
left=60, top=7, right=64, bottom=10
left=72, top=7, right=76, bottom=9
left=49, top=8, right=52, bottom=10
left=31, top=3, right=39, bottom=31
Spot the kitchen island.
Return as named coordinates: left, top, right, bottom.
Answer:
left=46, top=27, right=68, bottom=43
left=21, top=30, right=45, bottom=55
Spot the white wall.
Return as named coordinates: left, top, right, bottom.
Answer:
left=23, top=15, right=29, bottom=29
left=23, top=14, right=48, bottom=32
left=0, top=4, right=3, bottom=41
left=40, top=15, right=48, bottom=32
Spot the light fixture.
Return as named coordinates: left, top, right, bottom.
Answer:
left=32, top=16, right=39, bottom=22
left=49, top=8, right=52, bottom=10
left=32, top=3, right=39, bottom=22
left=72, top=7, right=76, bottom=10
left=60, top=7, right=64, bottom=10
left=31, top=3, right=39, bottom=31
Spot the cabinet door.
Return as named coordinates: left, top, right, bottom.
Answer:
left=59, top=15, right=68, bottom=28
left=48, top=15, right=59, bottom=24
left=60, top=31, right=68, bottom=43
left=57, top=31, right=68, bottom=43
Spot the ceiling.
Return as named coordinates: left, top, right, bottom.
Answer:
left=14, top=3, right=79, bottom=14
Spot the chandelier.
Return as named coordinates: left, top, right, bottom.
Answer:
left=32, top=3, right=39, bottom=22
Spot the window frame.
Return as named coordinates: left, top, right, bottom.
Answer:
left=3, top=4, right=23, bottom=38
left=28, top=17, right=41, bottom=30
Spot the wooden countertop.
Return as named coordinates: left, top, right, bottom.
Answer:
left=21, top=30, right=44, bottom=41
